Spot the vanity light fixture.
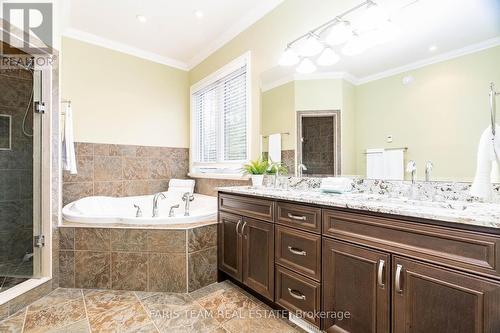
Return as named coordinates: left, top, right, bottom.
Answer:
left=325, top=20, right=352, bottom=46
left=278, top=0, right=411, bottom=74
left=296, top=58, right=317, bottom=74
left=136, top=15, right=147, bottom=23
left=317, top=47, right=340, bottom=66
left=429, top=45, right=438, bottom=52
left=278, top=47, right=300, bottom=66
left=298, top=34, right=324, bottom=57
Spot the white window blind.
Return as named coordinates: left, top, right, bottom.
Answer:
left=193, top=63, right=248, bottom=165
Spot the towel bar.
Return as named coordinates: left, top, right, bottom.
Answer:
left=262, top=132, right=290, bottom=139
left=491, top=82, right=499, bottom=137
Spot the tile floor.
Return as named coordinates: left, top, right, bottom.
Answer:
left=0, top=280, right=304, bottom=333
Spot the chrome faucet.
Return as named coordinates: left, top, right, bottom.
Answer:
left=152, top=192, right=166, bottom=217
left=182, top=192, right=195, bottom=216
left=406, top=161, right=419, bottom=200
left=298, top=163, right=308, bottom=178
left=169, top=204, right=179, bottom=217
left=406, top=160, right=417, bottom=184
left=133, top=204, right=143, bottom=218
left=425, top=161, right=433, bottom=182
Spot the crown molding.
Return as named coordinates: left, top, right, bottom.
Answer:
left=187, top=0, right=284, bottom=70
left=357, top=36, right=500, bottom=85
left=63, top=28, right=189, bottom=71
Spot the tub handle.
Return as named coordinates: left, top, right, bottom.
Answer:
left=169, top=204, right=180, bottom=217
left=133, top=204, right=143, bottom=218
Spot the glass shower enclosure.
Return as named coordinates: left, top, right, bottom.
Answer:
left=0, top=62, right=43, bottom=293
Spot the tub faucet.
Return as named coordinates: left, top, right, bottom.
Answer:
left=169, top=204, right=179, bottom=217
left=133, top=204, right=143, bottom=218
left=152, top=192, right=166, bottom=217
left=182, top=192, right=195, bottom=216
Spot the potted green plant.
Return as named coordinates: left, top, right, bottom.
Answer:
left=242, top=158, right=269, bottom=187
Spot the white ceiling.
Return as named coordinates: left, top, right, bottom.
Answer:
left=63, top=0, right=284, bottom=70
left=63, top=0, right=500, bottom=77
left=261, top=0, right=500, bottom=87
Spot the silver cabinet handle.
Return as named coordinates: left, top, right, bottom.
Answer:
left=235, top=219, right=242, bottom=235
left=288, top=246, right=307, bottom=256
left=288, top=288, right=306, bottom=300
left=241, top=221, right=247, bottom=235
left=395, top=264, right=404, bottom=294
left=377, top=259, right=385, bottom=288
left=287, top=213, right=307, bottom=221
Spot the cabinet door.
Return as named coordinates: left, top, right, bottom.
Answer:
left=242, top=217, right=274, bottom=301
left=218, top=211, right=243, bottom=281
left=392, top=256, right=500, bottom=333
left=323, top=239, right=390, bottom=333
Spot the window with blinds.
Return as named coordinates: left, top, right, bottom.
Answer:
left=192, top=60, right=248, bottom=168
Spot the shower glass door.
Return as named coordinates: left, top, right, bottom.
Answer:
left=0, top=65, right=42, bottom=292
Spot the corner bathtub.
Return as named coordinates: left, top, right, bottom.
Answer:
left=62, top=192, right=217, bottom=225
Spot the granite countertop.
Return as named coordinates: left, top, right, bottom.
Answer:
left=218, top=186, right=500, bottom=230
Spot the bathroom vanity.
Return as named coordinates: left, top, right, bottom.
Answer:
left=217, top=188, right=500, bottom=333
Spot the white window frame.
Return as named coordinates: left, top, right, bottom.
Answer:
left=189, top=52, right=252, bottom=179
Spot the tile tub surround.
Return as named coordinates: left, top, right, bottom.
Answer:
left=0, top=281, right=304, bottom=333
left=62, top=142, right=189, bottom=205
left=58, top=223, right=217, bottom=293
left=218, top=185, right=500, bottom=229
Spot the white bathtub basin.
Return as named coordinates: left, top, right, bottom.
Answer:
left=62, top=192, right=217, bottom=224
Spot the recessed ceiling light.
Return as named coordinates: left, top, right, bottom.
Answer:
left=194, top=10, right=204, bottom=18
left=429, top=45, right=438, bottom=52
left=136, top=15, right=147, bottom=23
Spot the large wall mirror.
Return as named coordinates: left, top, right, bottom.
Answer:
left=259, top=0, right=500, bottom=182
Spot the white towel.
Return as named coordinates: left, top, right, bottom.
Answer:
left=366, top=149, right=384, bottom=179
left=268, top=133, right=281, bottom=163
left=320, top=177, right=353, bottom=192
left=470, top=125, right=500, bottom=200
left=383, top=149, right=404, bottom=180
left=62, top=103, right=77, bottom=174
left=168, top=179, right=195, bottom=194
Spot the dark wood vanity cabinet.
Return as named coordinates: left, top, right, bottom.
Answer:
left=218, top=194, right=275, bottom=301
left=218, top=211, right=243, bottom=280
left=218, top=192, right=500, bottom=332
left=323, top=238, right=390, bottom=333
left=391, top=257, right=500, bottom=333
left=241, top=217, right=274, bottom=300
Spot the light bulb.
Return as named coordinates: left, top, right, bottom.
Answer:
left=298, top=35, right=324, bottom=57
left=342, top=35, right=367, bottom=56
left=360, top=2, right=388, bottom=30
left=296, top=58, right=316, bottom=74
left=278, top=48, right=299, bottom=66
left=317, top=48, right=340, bottom=66
left=325, top=21, right=352, bottom=46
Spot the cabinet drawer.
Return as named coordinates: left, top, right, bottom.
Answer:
left=275, top=265, right=321, bottom=327
left=219, top=193, right=274, bottom=222
left=276, top=225, right=321, bottom=281
left=323, top=209, right=500, bottom=279
left=276, top=202, right=321, bottom=233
